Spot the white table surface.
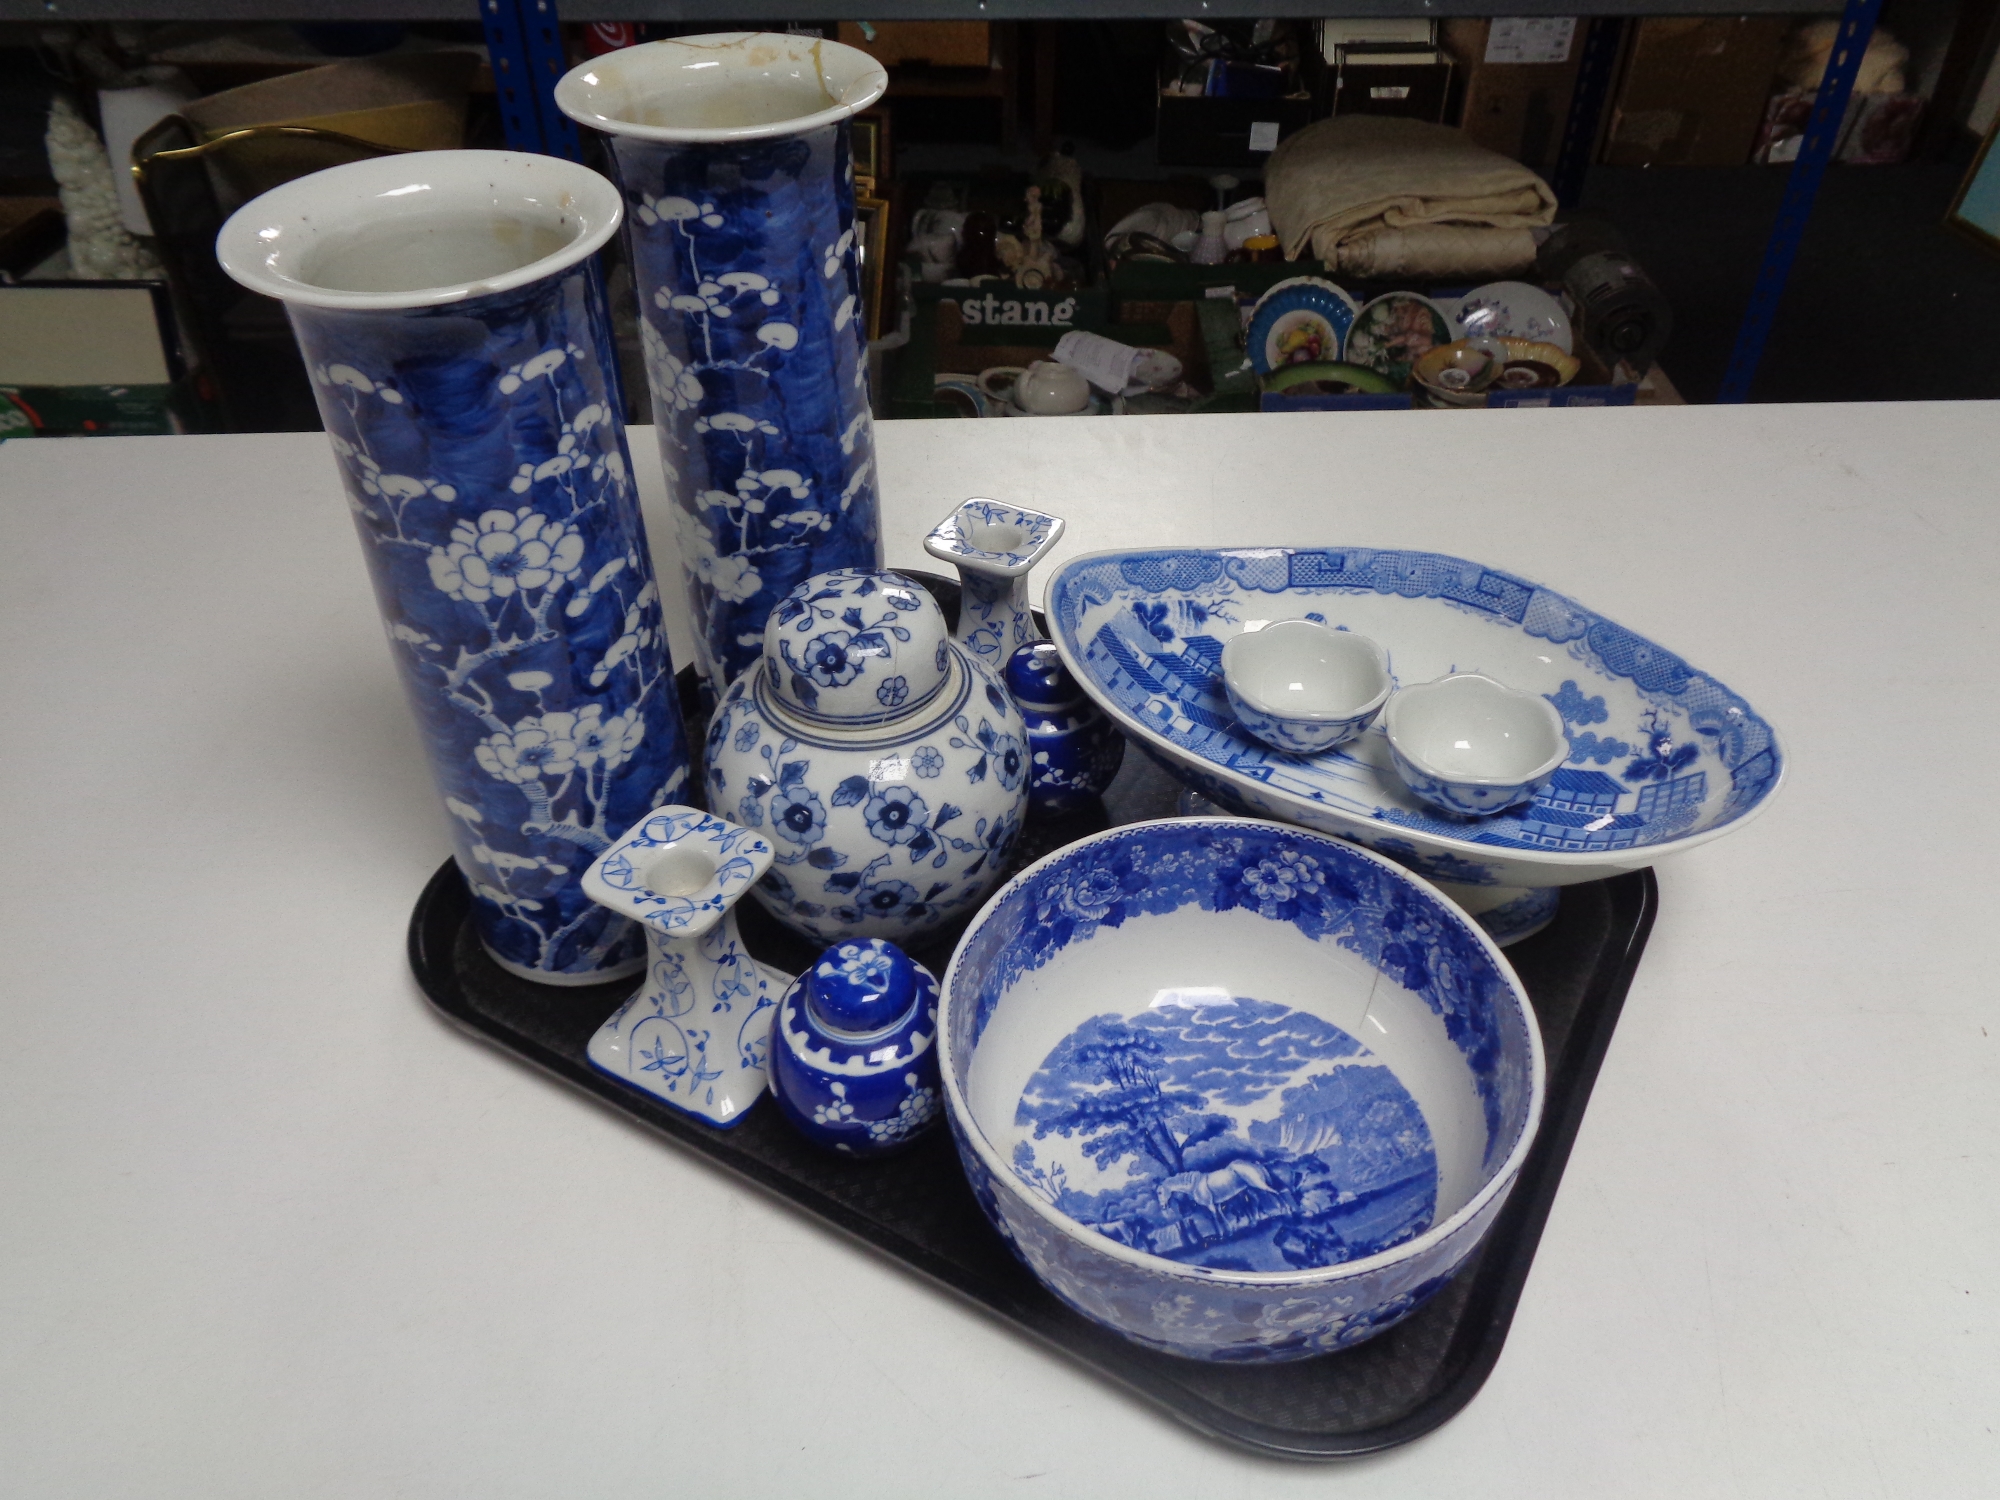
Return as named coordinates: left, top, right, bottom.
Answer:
left=3, top=405, right=1995, bottom=1497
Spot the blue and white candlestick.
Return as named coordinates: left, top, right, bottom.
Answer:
left=924, top=498, right=1066, bottom=666
left=580, top=807, right=780, bottom=1126
left=557, top=34, right=890, bottom=693
left=769, top=939, right=941, bottom=1155
left=218, top=151, right=692, bottom=985
left=1006, top=641, right=1125, bottom=816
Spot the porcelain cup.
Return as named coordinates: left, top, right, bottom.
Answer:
left=1382, top=672, right=1568, bottom=816
left=1220, top=619, right=1391, bottom=754
left=1008, top=359, right=1093, bottom=415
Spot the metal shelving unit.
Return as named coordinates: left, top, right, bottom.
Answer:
left=1, top=2, right=1824, bottom=17
left=2, top=0, right=1879, bottom=400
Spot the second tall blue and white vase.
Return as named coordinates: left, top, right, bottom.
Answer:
left=558, top=33, right=890, bottom=692
left=219, top=151, right=692, bottom=984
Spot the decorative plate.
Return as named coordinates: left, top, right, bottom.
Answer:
left=1261, top=360, right=1399, bottom=396
left=1343, top=293, right=1456, bottom=388
left=1455, top=281, right=1573, bottom=355
left=1244, top=277, right=1360, bottom=376
left=1046, top=547, right=1784, bottom=895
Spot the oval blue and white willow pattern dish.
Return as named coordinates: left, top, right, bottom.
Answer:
left=289, top=264, right=691, bottom=981
left=1047, top=548, right=1784, bottom=892
left=940, top=819, right=1544, bottom=1362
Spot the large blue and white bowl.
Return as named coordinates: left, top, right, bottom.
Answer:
left=939, top=818, right=1544, bottom=1362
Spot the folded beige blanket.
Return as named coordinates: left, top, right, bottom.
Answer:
left=1335, top=224, right=1537, bottom=279
left=1265, top=115, right=1557, bottom=265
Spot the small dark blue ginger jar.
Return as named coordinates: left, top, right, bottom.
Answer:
left=770, top=939, right=941, bottom=1156
left=1005, top=642, right=1126, bottom=817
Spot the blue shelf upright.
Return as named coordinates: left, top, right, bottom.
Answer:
left=1718, top=0, right=1882, bottom=402
left=482, top=0, right=583, bottom=160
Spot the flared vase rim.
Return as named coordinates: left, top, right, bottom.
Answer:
left=215, top=148, right=624, bottom=312
left=554, top=31, right=888, bottom=145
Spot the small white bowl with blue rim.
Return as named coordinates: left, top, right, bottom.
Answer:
left=1383, top=672, right=1568, bottom=817
left=1220, top=618, right=1391, bottom=755
left=939, top=817, right=1545, bottom=1362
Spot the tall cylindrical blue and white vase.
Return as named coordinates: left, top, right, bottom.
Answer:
left=557, top=33, right=889, bottom=692
left=218, top=151, right=692, bottom=985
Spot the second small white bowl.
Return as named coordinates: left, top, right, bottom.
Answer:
left=1383, top=673, right=1568, bottom=816
left=1221, top=619, right=1392, bottom=754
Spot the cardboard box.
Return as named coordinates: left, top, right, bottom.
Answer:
left=1331, top=47, right=1454, bottom=125
left=181, top=52, right=476, bottom=153
left=1602, top=18, right=1791, bottom=168
left=1442, top=18, right=1589, bottom=178
left=0, top=281, right=194, bottom=436
left=1317, top=20, right=1436, bottom=60
left=885, top=293, right=1212, bottom=419
left=1156, top=91, right=1314, bottom=168
left=836, top=22, right=990, bottom=70
left=0, top=381, right=193, bottom=436
left=913, top=283, right=1109, bottom=347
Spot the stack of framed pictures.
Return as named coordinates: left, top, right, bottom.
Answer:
left=1948, top=112, right=2000, bottom=257
left=853, top=108, right=892, bottom=340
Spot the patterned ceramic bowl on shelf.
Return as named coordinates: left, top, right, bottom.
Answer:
left=939, top=817, right=1545, bottom=1363
left=1454, top=280, right=1574, bottom=354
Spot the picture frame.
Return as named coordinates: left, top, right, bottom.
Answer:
left=0, top=278, right=185, bottom=386
left=852, top=107, right=891, bottom=187
left=855, top=195, right=891, bottom=341
left=1946, top=112, right=2000, bottom=255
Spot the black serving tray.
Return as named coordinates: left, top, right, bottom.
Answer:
left=408, top=572, right=1658, bottom=1458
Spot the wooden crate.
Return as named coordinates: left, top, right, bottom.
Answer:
left=836, top=22, right=991, bottom=70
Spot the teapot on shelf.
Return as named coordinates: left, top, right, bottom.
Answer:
left=977, top=360, right=1094, bottom=416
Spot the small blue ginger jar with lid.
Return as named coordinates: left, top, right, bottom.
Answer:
left=1005, top=641, right=1126, bottom=816
left=769, top=938, right=942, bottom=1156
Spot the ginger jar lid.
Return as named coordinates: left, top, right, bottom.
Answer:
left=1003, top=640, right=1082, bottom=711
left=805, top=938, right=920, bottom=1039
left=764, top=569, right=950, bottom=727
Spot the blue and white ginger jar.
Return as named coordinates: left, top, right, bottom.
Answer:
left=770, top=938, right=941, bottom=1154
left=1005, top=641, right=1125, bottom=816
left=704, top=569, right=1031, bottom=944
